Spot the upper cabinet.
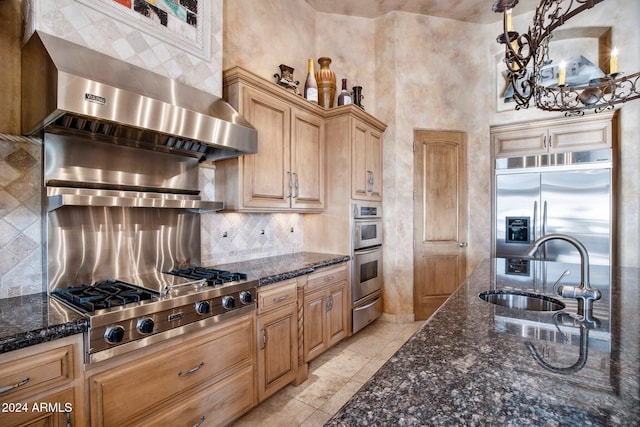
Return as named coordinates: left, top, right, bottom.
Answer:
left=492, top=112, right=616, bottom=158
left=218, top=67, right=325, bottom=212
left=324, top=107, right=386, bottom=203
left=351, top=119, right=383, bottom=201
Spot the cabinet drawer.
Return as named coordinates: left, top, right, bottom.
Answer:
left=306, top=264, right=348, bottom=292
left=127, top=365, right=254, bottom=427
left=90, top=315, right=253, bottom=426
left=0, top=345, right=73, bottom=400
left=258, top=279, right=297, bottom=313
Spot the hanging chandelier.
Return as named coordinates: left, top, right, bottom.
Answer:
left=493, top=0, right=640, bottom=115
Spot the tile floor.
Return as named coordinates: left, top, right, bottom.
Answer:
left=232, top=318, right=425, bottom=427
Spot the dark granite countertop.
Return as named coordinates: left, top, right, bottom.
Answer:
left=327, top=258, right=639, bottom=426
left=0, top=293, right=87, bottom=354
left=210, top=251, right=350, bottom=286
left=0, top=252, right=348, bottom=355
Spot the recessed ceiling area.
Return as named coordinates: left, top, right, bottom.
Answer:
left=304, top=0, right=539, bottom=24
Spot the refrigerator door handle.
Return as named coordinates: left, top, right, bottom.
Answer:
left=532, top=200, right=538, bottom=242
left=542, top=200, right=548, bottom=259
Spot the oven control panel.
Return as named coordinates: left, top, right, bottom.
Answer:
left=88, top=287, right=257, bottom=355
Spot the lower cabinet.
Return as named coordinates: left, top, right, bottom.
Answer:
left=88, top=312, right=255, bottom=427
left=0, top=335, right=83, bottom=427
left=303, top=265, right=349, bottom=362
left=256, top=279, right=298, bottom=402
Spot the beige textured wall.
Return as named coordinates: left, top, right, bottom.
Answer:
left=373, top=13, right=494, bottom=317
left=223, top=0, right=316, bottom=84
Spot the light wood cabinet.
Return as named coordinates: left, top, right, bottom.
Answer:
left=303, top=264, right=349, bottom=362
left=0, top=335, right=84, bottom=427
left=218, top=67, right=325, bottom=212
left=351, top=118, right=383, bottom=201
left=87, top=313, right=254, bottom=427
left=492, top=112, right=615, bottom=158
left=256, top=279, right=298, bottom=402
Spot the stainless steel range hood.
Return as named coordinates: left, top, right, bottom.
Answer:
left=21, top=31, right=257, bottom=161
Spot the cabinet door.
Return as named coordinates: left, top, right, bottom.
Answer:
left=327, top=282, right=348, bottom=345
left=549, top=117, right=611, bottom=152
left=291, top=109, right=325, bottom=210
left=351, top=120, right=369, bottom=200
left=493, top=127, right=548, bottom=158
left=352, top=119, right=383, bottom=201
left=367, top=129, right=383, bottom=201
left=257, top=304, right=298, bottom=402
left=303, top=290, right=327, bottom=362
left=241, top=86, right=292, bottom=209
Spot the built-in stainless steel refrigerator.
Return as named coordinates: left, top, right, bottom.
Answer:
left=494, top=149, right=613, bottom=266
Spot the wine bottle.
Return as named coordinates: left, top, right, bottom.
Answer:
left=304, top=59, right=318, bottom=103
left=337, top=78, right=352, bottom=106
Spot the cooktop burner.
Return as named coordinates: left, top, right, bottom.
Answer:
left=53, top=280, right=158, bottom=313
left=165, top=267, right=248, bottom=286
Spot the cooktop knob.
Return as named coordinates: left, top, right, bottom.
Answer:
left=137, top=317, right=155, bottom=335
left=221, top=295, right=235, bottom=310
left=104, top=325, right=125, bottom=344
left=195, top=300, right=211, bottom=315
left=239, top=291, right=253, bottom=305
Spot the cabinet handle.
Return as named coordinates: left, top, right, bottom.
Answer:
left=549, top=135, right=552, bottom=147
left=326, top=295, right=334, bottom=312
left=286, top=172, right=292, bottom=199
left=367, top=171, right=374, bottom=193
left=65, top=410, right=72, bottom=427
left=272, top=294, right=289, bottom=303
left=192, top=416, right=206, bottom=427
left=293, top=172, right=299, bottom=198
left=0, top=377, right=29, bottom=394
left=260, top=328, right=266, bottom=350
left=178, top=362, right=204, bottom=377
left=543, top=135, right=547, bottom=148
left=323, top=275, right=335, bottom=282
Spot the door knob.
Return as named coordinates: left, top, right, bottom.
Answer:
left=458, top=242, right=468, bottom=247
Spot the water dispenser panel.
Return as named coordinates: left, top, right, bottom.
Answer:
left=506, top=217, right=530, bottom=243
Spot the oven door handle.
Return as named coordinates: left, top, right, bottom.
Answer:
left=357, top=296, right=381, bottom=311
left=354, top=246, right=382, bottom=255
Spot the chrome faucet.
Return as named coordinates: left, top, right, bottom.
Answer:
left=524, top=233, right=602, bottom=320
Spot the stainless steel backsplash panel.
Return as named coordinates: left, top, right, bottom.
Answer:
left=47, top=206, right=201, bottom=291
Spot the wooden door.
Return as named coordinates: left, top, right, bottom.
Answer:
left=413, top=130, right=468, bottom=320
left=327, top=283, right=348, bottom=345
left=291, top=109, right=324, bottom=210
left=241, top=86, right=291, bottom=209
left=303, top=290, right=327, bottom=362
left=257, top=304, right=298, bottom=402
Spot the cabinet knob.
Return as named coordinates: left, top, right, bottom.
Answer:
left=458, top=242, right=468, bottom=248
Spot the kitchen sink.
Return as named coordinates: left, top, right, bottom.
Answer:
left=478, top=290, right=565, bottom=312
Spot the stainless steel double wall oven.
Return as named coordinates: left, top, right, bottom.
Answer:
left=351, top=203, right=383, bottom=334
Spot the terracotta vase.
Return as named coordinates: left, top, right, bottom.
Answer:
left=315, top=57, right=336, bottom=108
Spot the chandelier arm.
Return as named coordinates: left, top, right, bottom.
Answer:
left=496, top=0, right=639, bottom=114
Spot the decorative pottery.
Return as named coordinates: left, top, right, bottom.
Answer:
left=353, top=86, right=364, bottom=110
left=315, top=57, right=336, bottom=108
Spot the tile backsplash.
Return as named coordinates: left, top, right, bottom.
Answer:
left=0, top=134, right=43, bottom=298
left=199, top=164, right=304, bottom=266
